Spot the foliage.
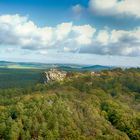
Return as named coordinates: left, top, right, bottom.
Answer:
left=0, top=68, right=140, bottom=140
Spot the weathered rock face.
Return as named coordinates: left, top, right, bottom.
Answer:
left=91, top=71, right=101, bottom=76
left=43, top=69, right=67, bottom=83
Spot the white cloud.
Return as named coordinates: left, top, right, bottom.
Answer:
left=97, top=30, right=109, bottom=45
left=72, top=4, right=84, bottom=15
left=0, top=14, right=140, bottom=57
left=0, top=14, right=96, bottom=50
left=56, top=23, right=73, bottom=41
left=5, top=47, right=15, bottom=53
left=80, top=27, right=140, bottom=56
left=38, top=50, right=48, bottom=55
left=73, top=25, right=96, bottom=45
left=89, top=0, right=140, bottom=18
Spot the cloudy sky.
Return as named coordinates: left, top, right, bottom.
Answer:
left=0, top=0, right=140, bottom=66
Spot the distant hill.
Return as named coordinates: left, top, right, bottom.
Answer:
left=81, top=65, right=112, bottom=71
left=0, top=61, right=113, bottom=71
left=0, top=61, right=113, bottom=89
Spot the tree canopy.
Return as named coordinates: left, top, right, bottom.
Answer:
left=0, top=68, right=140, bottom=140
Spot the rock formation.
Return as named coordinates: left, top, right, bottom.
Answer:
left=91, top=71, right=101, bottom=76
left=43, top=69, right=67, bottom=83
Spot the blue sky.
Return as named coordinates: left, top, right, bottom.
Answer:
left=0, top=0, right=140, bottom=66
left=0, top=0, right=88, bottom=26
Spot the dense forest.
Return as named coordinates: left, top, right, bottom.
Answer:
left=0, top=68, right=43, bottom=89
left=0, top=68, right=140, bottom=140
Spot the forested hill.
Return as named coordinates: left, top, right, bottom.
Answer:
left=0, top=61, right=112, bottom=71
left=0, top=68, right=140, bottom=140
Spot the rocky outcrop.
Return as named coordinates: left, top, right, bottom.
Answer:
left=43, top=69, right=67, bottom=83
left=91, top=71, right=101, bottom=76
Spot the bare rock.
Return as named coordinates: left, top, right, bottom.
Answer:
left=43, top=69, right=67, bottom=83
